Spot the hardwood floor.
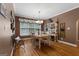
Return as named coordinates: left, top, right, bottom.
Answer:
left=14, top=38, right=79, bottom=56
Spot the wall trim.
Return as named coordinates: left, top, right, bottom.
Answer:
left=51, top=5, right=79, bottom=19
left=58, top=40, right=77, bottom=47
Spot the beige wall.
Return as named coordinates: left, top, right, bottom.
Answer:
left=0, top=3, right=15, bottom=55
left=50, top=8, right=79, bottom=44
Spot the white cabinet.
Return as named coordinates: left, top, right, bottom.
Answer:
left=44, top=22, right=57, bottom=36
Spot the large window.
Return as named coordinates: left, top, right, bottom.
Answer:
left=19, top=18, right=41, bottom=36
left=20, top=22, right=30, bottom=36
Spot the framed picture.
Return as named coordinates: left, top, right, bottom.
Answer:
left=0, top=3, right=6, bottom=18
left=60, top=23, right=65, bottom=39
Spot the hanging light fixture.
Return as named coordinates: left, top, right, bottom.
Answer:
left=35, top=10, right=43, bottom=24
left=38, top=10, right=40, bottom=14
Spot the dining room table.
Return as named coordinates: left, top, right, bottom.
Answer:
left=32, top=34, right=52, bottom=49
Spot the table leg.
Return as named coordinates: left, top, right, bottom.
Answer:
left=39, top=39, right=41, bottom=49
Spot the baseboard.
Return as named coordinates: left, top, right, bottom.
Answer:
left=58, top=40, right=77, bottom=47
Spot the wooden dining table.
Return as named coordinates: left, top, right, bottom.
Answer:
left=32, top=34, right=50, bottom=49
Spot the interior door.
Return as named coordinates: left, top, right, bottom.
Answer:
left=76, top=20, right=79, bottom=46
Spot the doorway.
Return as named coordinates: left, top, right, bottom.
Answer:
left=76, top=19, right=79, bottom=46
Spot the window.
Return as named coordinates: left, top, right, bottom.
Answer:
left=19, top=18, right=41, bottom=36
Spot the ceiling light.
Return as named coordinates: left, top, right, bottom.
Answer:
left=35, top=20, right=43, bottom=24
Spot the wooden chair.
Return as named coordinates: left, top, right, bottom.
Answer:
left=41, top=36, right=52, bottom=46
left=15, top=36, right=25, bottom=49
left=31, top=36, right=39, bottom=48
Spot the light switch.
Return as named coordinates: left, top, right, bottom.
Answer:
left=4, top=25, right=6, bottom=31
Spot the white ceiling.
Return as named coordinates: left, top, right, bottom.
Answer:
left=14, top=3, right=79, bottom=20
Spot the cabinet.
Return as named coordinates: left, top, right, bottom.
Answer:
left=45, top=22, right=57, bottom=35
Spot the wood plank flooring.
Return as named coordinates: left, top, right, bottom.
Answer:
left=14, top=38, right=79, bottom=56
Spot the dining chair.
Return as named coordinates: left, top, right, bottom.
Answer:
left=41, top=35, right=52, bottom=46
left=15, top=36, right=25, bottom=50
